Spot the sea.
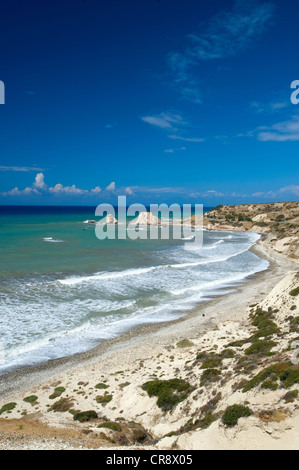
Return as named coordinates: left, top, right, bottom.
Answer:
left=0, top=205, right=269, bottom=374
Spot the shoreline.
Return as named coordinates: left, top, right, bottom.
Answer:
left=0, top=234, right=297, bottom=400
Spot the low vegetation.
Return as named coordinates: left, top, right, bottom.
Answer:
left=96, top=394, right=113, bottom=405
left=73, top=410, right=98, bottom=422
left=142, top=378, right=193, bottom=412
left=49, top=397, right=74, bottom=413
left=97, top=421, right=122, bottom=432
left=289, top=287, right=299, bottom=297
left=243, top=362, right=299, bottom=393
left=95, top=383, right=109, bottom=389
left=23, top=395, right=38, bottom=404
left=0, top=402, right=16, bottom=415
left=222, top=404, right=252, bottom=427
left=176, top=339, right=194, bottom=348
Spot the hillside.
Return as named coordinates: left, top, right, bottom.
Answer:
left=202, top=201, right=299, bottom=259
left=0, top=269, right=299, bottom=450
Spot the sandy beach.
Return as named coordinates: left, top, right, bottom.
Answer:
left=0, top=241, right=293, bottom=399
left=0, top=229, right=298, bottom=450
left=2, top=0, right=299, bottom=453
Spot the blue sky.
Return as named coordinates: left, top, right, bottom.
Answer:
left=0, top=0, right=298, bottom=206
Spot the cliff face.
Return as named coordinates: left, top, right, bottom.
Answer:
left=202, top=201, right=299, bottom=260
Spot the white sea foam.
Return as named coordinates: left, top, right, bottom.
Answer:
left=170, top=259, right=268, bottom=296
left=58, top=239, right=256, bottom=286
left=43, top=237, right=64, bottom=243
left=58, top=266, right=160, bottom=285
left=0, top=229, right=268, bottom=374
left=202, top=239, right=224, bottom=249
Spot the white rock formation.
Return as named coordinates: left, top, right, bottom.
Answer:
left=106, top=214, right=118, bottom=224
left=134, top=211, right=160, bottom=226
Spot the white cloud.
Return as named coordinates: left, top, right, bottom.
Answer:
left=185, top=1, right=275, bottom=61
left=206, top=190, right=224, bottom=197
left=91, top=186, right=102, bottom=194
left=190, top=189, right=224, bottom=198
left=3, top=187, right=22, bottom=196
left=257, top=115, right=299, bottom=141
left=250, top=100, right=289, bottom=114
left=1, top=186, right=40, bottom=196
left=141, top=111, right=203, bottom=144
left=168, top=135, right=205, bottom=143
left=141, top=112, right=186, bottom=130
left=1, top=173, right=103, bottom=198
left=167, top=1, right=275, bottom=103
left=124, top=185, right=184, bottom=195
left=33, top=172, right=47, bottom=190
left=0, top=165, right=45, bottom=172
left=164, top=146, right=186, bottom=153
left=105, top=122, right=117, bottom=129
left=278, top=185, right=299, bottom=197
left=49, top=183, right=88, bottom=195
left=251, top=185, right=299, bottom=199
left=105, top=182, right=116, bottom=191
left=125, top=187, right=134, bottom=195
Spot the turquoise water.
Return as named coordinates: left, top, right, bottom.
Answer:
left=0, top=206, right=269, bottom=373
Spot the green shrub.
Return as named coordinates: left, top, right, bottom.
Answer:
left=0, top=402, right=16, bottom=415
left=251, top=311, right=275, bottom=328
left=220, top=349, right=235, bottom=359
left=96, top=394, right=113, bottom=405
left=201, top=357, right=222, bottom=369
left=289, top=317, right=299, bottom=333
left=54, top=387, right=65, bottom=393
left=198, top=410, right=218, bottom=429
left=23, top=395, right=38, bottom=404
left=282, top=390, right=298, bottom=403
left=261, top=380, right=278, bottom=391
left=50, top=397, right=74, bottom=413
left=73, top=410, right=98, bottom=422
left=238, top=214, right=252, bottom=222
left=95, top=383, right=109, bottom=389
left=290, top=287, right=299, bottom=297
left=254, top=222, right=268, bottom=227
left=243, top=362, right=290, bottom=392
left=200, top=368, right=221, bottom=386
left=49, top=391, right=62, bottom=400
left=250, top=310, right=279, bottom=339
left=245, top=340, right=276, bottom=356
left=142, top=378, right=193, bottom=412
left=157, top=392, right=185, bottom=411
left=250, top=326, right=279, bottom=341
left=176, top=339, right=194, bottom=348
left=280, top=368, right=299, bottom=388
left=222, top=404, right=252, bottom=427
left=97, top=422, right=121, bottom=432
left=196, top=351, right=208, bottom=360
left=226, top=339, right=247, bottom=348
